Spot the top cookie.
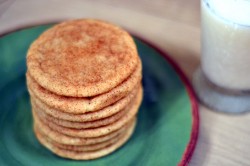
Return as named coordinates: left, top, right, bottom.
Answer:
left=27, top=19, right=138, bottom=97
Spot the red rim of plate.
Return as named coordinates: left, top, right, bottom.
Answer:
left=133, top=35, right=199, bottom=166
left=0, top=23, right=199, bottom=166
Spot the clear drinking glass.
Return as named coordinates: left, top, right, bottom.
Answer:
left=193, top=0, right=250, bottom=113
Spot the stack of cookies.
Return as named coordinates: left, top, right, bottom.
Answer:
left=26, top=19, right=143, bottom=160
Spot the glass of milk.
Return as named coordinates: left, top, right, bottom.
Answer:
left=193, top=0, right=250, bottom=113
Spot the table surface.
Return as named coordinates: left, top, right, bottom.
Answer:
left=0, top=0, right=250, bottom=165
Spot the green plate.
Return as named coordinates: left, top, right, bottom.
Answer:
left=0, top=25, right=199, bottom=166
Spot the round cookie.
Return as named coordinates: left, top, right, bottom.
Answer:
left=34, top=116, right=134, bottom=146
left=30, top=85, right=139, bottom=122
left=26, top=61, right=141, bottom=114
left=34, top=118, right=136, bottom=160
left=33, top=86, right=142, bottom=138
left=46, top=132, right=125, bottom=152
left=27, top=19, right=139, bottom=97
left=33, top=99, right=129, bottom=129
left=35, top=120, right=134, bottom=152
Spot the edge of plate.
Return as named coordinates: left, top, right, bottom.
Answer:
left=132, top=34, right=199, bottom=166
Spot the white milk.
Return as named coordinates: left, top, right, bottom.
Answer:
left=201, top=0, right=250, bottom=90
